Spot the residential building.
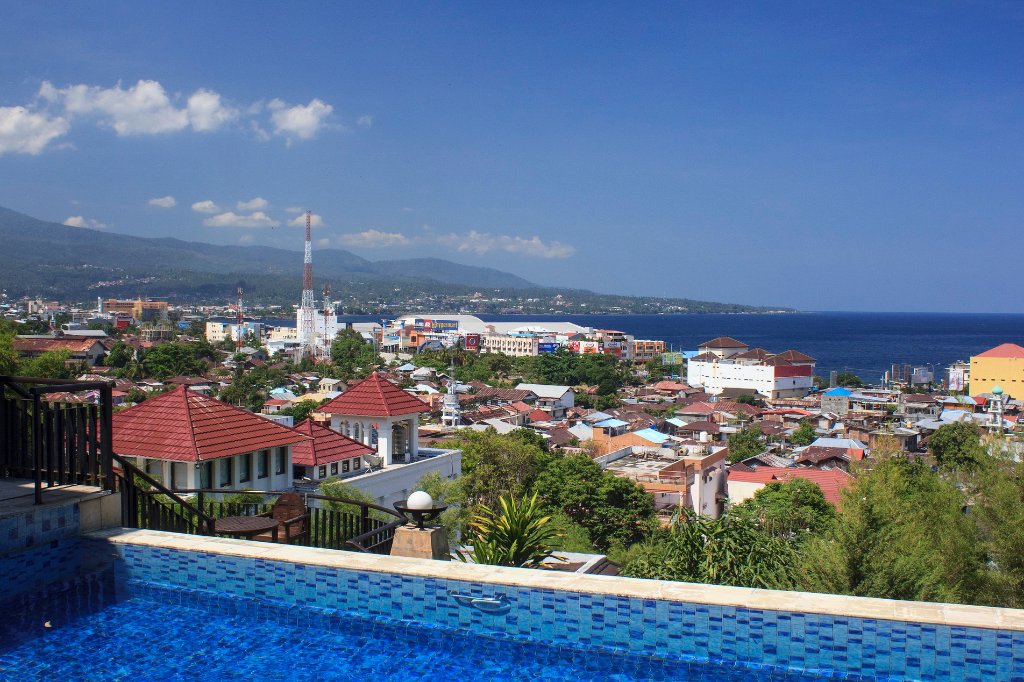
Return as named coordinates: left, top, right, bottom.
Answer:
left=480, top=333, right=541, bottom=357
left=103, top=298, right=168, bottom=322
left=727, top=466, right=853, bottom=507
left=111, top=385, right=307, bottom=491
left=970, top=343, right=1024, bottom=398
left=12, top=336, right=108, bottom=366
left=515, top=383, right=575, bottom=417
left=686, top=337, right=815, bottom=399
left=632, top=339, right=666, bottom=362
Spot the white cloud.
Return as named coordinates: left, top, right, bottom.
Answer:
left=147, top=195, right=176, bottom=208
left=191, top=199, right=220, bottom=213
left=42, top=80, right=189, bottom=135
left=236, top=197, right=268, bottom=211
left=203, top=211, right=280, bottom=228
left=285, top=206, right=305, bottom=214
left=357, top=115, right=373, bottom=128
left=186, top=89, right=238, bottom=131
left=63, top=215, right=108, bottom=229
left=238, top=234, right=255, bottom=244
left=316, top=237, right=331, bottom=247
left=0, top=106, right=70, bottom=155
left=268, top=98, right=333, bottom=141
left=337, top=230, right=411, bottom=248
left=438, top=230, right=575, bottom=258
left=287, top=212, right=323, bottom=228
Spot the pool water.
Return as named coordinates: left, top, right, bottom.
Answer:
left=0, top=574, right=839, bottom=682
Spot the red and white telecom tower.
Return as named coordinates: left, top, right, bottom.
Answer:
left=299, top=210, right=316, bottom=359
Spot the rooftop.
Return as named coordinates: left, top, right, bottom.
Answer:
left=112, top=385, right=308, bottom=462
left=320, top=373, right=430, bottom=417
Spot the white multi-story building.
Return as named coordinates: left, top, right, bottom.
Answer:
left=480, top=333, right=541, bottom=357
left=686, top=336, right=815, bottom=399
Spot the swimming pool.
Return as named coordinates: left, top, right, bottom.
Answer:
left=2, top=527, right=1021, bottom=681
left=2, top=573, right=832, bottom=681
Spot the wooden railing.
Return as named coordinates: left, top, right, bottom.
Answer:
left=138, top=488, right=406, bottom=554
left=0, top=376, right=114, bottom=504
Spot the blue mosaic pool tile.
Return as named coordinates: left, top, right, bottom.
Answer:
left=100, top=541, right=1024, bottom=681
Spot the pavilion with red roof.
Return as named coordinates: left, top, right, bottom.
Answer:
left=291, top=418, right=375, bottom=482
left=319, top=373, right=430, bottom=467
left=112, top=385, right=309, bottom=490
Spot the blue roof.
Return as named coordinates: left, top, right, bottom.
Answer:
left=665, top=417, right=686, bottom=427
left=633, top=428, right=670, bottom=444
left=595, top=418, right=628, bottom=428
left=823, top=387, right=852, bottom=397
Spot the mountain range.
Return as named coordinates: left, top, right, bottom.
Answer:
left=0, top=206, right=787, bottom=314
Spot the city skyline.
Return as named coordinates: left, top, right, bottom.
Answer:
left=1, top=3, right=1022, bottom=312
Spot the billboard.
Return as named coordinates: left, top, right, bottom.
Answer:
left=464, top=334, right=480, bottom=351
left=413, top=318, right=459, bottom=332
left=948, top=368, right=966, bottom=391
left=661, top=352, right=684, bottom=366
left=538, top=342, right=559, bottom=354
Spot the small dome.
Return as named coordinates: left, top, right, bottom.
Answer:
left=992, top=385, right=1004, bottom=395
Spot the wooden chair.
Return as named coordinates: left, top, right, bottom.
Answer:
left=255, top=492, right=310, bottom=544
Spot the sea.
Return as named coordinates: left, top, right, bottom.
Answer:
left=268, top=312, right=1024, bottom=384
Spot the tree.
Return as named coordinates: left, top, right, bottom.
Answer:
left=279, top=399, right=325, bottom=424
left=790, top=421, right=816, bottom=447
left=105, top=341, right=135, bottom=368
left=0, top=332, right=18, bottom=375
left=330, top=328, right=382, bottom=380
left=732, top=478, right=836, bottom=542
left=929, top=421, right=984, bottom=472
left=973, top=452, right=1024, bottom=607
left=459, top=493, right=563, bottom=568
left=835, top=372, right=862, bottom=387
left=726, top=425, right=764, bottom=464
left=456, top=429, right=553, bottom=510
left=621, top=512, right=799, bottom=590
left=798, top=456, right=984, bottom=604
left=20, top=350, right=77, bottom=379
left=533, top=454, right=657, bottom=551
left=142, top=341, right=209, bottom=379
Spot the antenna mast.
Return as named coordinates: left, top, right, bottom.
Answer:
left=300, top=209, right=315, bottom=359
left=236, top=286, right=244, bottom=349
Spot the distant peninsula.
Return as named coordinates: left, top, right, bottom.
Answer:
left=0, top=206, right=794, bottom=315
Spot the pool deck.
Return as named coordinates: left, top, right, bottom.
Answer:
left=0, top=478, right=108, bottom=519
left=89, top=526, right=1024, bottom=632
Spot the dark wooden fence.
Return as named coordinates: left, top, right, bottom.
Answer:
left=0, top=376, right=113, bottom=503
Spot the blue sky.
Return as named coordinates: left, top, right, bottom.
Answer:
left=1, top=2, right=1022, bottom=312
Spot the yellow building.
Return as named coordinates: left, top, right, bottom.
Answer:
left=970, top=343, right=1024, bottom=398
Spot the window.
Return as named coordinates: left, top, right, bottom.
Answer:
left=257, top=450, right=269, bottom=479
left=353, top=458, right=361, bottom=470
left=275, top=447, right=287, bottom=475
left=342, top=459, right=350, bottom=473
left=318, top=465, right=327, bottom=479
left=219, top=458, right=232, bottom=488
left=145, top=459, right=163, bottom=482
left=239, top=453, right=252, bottom=483
left=330, top=462, right=338, bottom=476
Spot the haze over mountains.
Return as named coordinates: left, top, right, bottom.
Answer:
left=0, top=207, right=784, bottom=313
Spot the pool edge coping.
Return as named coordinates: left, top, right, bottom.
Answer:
left=87, top=527, right=1022, bottom=632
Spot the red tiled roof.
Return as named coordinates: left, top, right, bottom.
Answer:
left=319, top=373, right=430, bottom=417
left=13, top=337, right=103, bottom=353
left=728, top=466, right=853, bottom=506
left=112, top=385, right=308, bottom=462
left=976, top=343, right=1024, bottom=359
left=774, top=349, right=816, bottom=363
left=734, top=348, right=772, bottom=361
left=676, top=419, right=720, bottom=433
left=527, top=409, right=552, bottom=423
left=290, top=419, right=374, bottom=466
left=698, top=336, right=748, bottom=349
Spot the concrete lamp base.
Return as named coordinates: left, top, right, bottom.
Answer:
left=390, top=525, right=451, bottom=561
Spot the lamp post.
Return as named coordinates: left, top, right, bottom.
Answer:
left=393, top=491, right=448, bottom=530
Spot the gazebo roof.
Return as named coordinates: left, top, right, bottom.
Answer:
left=112, top=385, right=308, bottom=462
left=319, top=373, right=430, bottom=417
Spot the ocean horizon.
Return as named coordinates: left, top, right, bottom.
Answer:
left=257, top=311, right=1024, bottom=384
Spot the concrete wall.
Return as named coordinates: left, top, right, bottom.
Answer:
left=345, top=449, right=462, bottom=507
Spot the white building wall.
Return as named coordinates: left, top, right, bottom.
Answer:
left=345, top=449, right=462, bottom=507
left=687, top=360, right=775, bottom=397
